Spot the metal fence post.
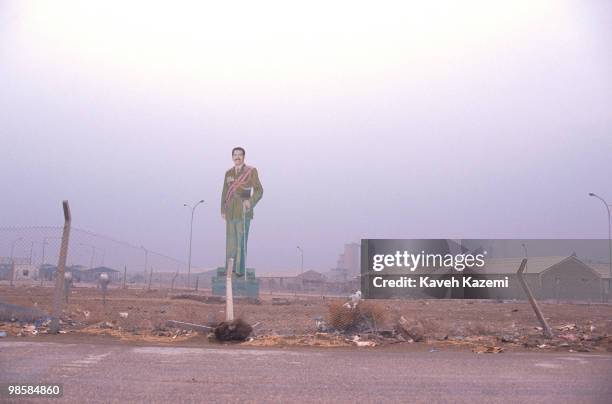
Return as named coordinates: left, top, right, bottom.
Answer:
left=171, top=272, right=178, bottom=291
left=50, top=201, right=71, bottom=334
left=9, top=261, right=15, bottom=287
left=99, top=272, right=109, bottom=305
left=517, top=258, right=553, bottom=338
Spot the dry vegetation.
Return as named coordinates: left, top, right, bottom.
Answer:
left=1, top=284, right=611, bottom=352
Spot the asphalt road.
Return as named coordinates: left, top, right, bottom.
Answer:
left=1, top=341, right=611, bottom=403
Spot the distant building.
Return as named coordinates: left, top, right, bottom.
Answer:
left=297, top=270, right=327, bottom=291
left=258, top=270, right=328, bottom=292
left=0, top=257, right=32, bottom=281
left=331, top=242, right=360, bottom=281
left=75, top=266, right=121, bottom=283
left=13, top=264, right=37, bottom=280
left=38, top=264, right=87, bottom=281
left=363, top=255, right=610, bottom=302
left=0, top=264, right=11, bottom=280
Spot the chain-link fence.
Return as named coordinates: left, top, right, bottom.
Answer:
left=0, top=226, right=193, bottom=290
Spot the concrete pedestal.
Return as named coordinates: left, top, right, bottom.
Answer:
left=212, top=267, right=259, bottom=298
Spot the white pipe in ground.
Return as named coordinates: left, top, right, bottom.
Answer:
left=226, top=258, right=234, bottom=321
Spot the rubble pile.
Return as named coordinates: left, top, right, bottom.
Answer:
left=244, top=332, right=352, bottom=347
left=519, top=323, right=611, bottom=352
left=213, top=319, right=253, bottom=341
left=326, top=300, right=387, bottom=333
left=1, top=287, right=610, bottom=352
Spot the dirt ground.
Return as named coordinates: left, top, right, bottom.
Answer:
left=1, top=284, right=611, bottom=353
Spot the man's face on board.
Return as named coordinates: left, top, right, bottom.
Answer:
left=233, top=150, right=245, bottom=167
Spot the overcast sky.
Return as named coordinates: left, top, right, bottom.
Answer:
left=1, top=1, right=611, bottom=273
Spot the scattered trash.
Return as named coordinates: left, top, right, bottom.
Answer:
left=244, top=333, right=351, bottom=347
left=166, top=320, right=212, bottom=333
left=314, top=316, right=327, bottom=332
left=171, top=294, right=225, bottom=304
left=119, top=312, right=129, bottom=319
left=429, top=348, right=438, bottom=353
left=501, top=335, right=518, bottom=343
left=271, top=298, right=291, bottom=306
left=559, top=334, right=579, bottom=343
left=397, top=316, right=425, bottom=342
left=351, top=336, right=377, bottom=347
left=0, top=331, right=6, bottom=338
left=557, top=324, right=577, bottom=332
left=214, top=319, right=252, bottom=341
left=327, top=300, right=386, bottom=333
left=348, top=290, right=362, bottom=309
left=473, top=345, right=503, bottom=354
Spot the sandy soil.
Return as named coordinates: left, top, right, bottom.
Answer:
left=1, top=283, right=611, bottom=352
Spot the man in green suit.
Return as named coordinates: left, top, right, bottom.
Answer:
left=221, top=147, right=263, bottom=277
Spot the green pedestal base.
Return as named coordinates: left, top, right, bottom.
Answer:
left=212, top=267, right=259, bottom=298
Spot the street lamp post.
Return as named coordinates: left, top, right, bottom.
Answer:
left=79, top=243, right=96, bottom=269
left=297, top=246, right=304, bottom=275
left=589, top=193, right=612, bottom=299
left=10, top=237, right=22, bottom=261
left=521, top=243, right=528, bottom=273
left=184, top=199, right=204, bottom=288
left=41, top=237, right=57, bottom=266
left=141, top=246, right=148, bottom=286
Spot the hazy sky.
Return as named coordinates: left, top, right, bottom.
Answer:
left=1, top=1, right=611, bottom=273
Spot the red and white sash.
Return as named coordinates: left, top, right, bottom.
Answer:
left=224, top=166, right=253, bottom=210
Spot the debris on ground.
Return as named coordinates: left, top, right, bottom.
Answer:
left=557, top=323, right=577, bottom=332
left=327, top=300, right=386, bottom=333
left=351, top=335, right=377, bottom=347
left=170, top=294, right=225, bottom=304
left=271, top=298, right=291, bottom=306
left=166, top=320, right=212, bottom=333
left=213, top=319, right=253, bottom=341
left=170, top=294, right=260, bottom=305
left=347, top=290, right=362, bottom=309
left=397, top=316, right=425, bottom=342
left=472, top=345, right=504, bottom=354
left=244, top=333, right=352, bottom=347
left=0, top=302, right=49, bottom=322
left=314, top=316, right=327, bottom=332
left=1, top=288, right=611, bottom=353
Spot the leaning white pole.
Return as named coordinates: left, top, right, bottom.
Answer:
left=243, top=207, right=247, bottom=281
left=226, top=257, right=234, bottom=321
